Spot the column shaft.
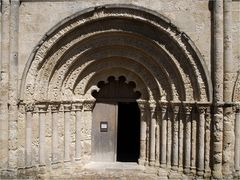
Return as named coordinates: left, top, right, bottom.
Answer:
left=64, top=105, right=71, bottom=162
left=138, top=102, right=147, bottom=165
left=51, top=105, right=59, bottom=163
left=213, top=0, right=224, bottom=177
left=74, top=103, right=83, bottom=160
left=172, top=105, right=179, bottom=170
left=197, top=107, right=206, bottom=176
left=25, top=106, right=33, bottom=167
left=39, top=106, right=47, bottom=165
left=160, top=104, right=167, bottom=167
left=184, top=106, right=192, bottom=174
left=150, top=109, right=156, bottom=165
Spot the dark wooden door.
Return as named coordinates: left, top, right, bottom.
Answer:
left=92, top=102, right=118, bottom=162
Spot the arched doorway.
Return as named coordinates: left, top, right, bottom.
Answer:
left=19, top=4, right=213, bottom=177
left=92, top=76, right=141, bottom=162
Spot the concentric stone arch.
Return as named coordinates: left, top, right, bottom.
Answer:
left=17, top=4, right=216, bottom=176
left=20, top=4, right=212, bottom=104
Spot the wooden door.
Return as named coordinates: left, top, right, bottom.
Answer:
left=92, top=102, right=118, bottom=162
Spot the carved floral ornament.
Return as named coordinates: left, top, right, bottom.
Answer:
left=20, top=5, right=212, bottom=105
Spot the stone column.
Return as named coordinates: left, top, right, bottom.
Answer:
left=197, top=105, right=206, bottom=176
left=178, top=107, right=184, bottom=172
left=51, top=104, right=59, bottom=163
left=25, top=104, right=34, bottom=167
left=38, top=104, right=48, bottom=165
left=155, top=114, right=160, bottom=167
left=235, top=105, right=240, bottom=175
left=183, top=105, right=192, bottom=174
left=167, top=106, right=172, bottom=168
left=149, top=101, right=156, bottom=166
left=63, top=104, right=71, bottom=162
left=223, top=0, right=234, bottom=176
left=73, top=102, right=83, bottom=161
left=137, top=100, right=147, bottom=165
left=191, top=107, right=197, bottom=173
left=160, top=102, right=168, bottom=168
left=213, top=0, right=224, bottom=178
left=171, top=103, right=179, bottom=170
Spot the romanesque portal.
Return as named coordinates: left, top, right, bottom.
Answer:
left=1, top=3, right=239, bottom=179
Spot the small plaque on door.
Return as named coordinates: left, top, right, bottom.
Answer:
left=100, top=122, right=108, bottom=132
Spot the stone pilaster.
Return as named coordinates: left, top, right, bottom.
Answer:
left=8, top=0, right=20, bottom=170
left=0, top=0, right=10, bottom=170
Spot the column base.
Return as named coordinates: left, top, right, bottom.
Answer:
left=138, top=158, right=146, bottom=166
left=183, top=167, right=190, bottom=174
left=149, top=160, right=155, bottom=166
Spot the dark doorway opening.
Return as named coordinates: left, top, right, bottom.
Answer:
left=117, top=102, right=140, bottom=162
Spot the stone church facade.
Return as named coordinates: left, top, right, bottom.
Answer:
left=0, top=0, right=240, bottom=179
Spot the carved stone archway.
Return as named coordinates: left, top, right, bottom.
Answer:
left=19, top=4, right=212, bottom=177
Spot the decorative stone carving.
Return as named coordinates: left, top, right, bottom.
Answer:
left=25, top=104, right=34, bottom=112
left=83, top=100, right=95, bottom=111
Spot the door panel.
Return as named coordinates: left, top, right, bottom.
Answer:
left=92, top=102, right=117, bottom=162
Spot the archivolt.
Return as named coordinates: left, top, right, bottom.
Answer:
left=20, top=4, right=212, bottom=103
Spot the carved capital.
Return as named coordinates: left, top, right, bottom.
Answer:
left=183, top=105, right=192, bottom=115
left=36, top=104, right=48, bottom=113
left=63, top=104, right=72, bottom=112
left=235, top=104, right=240, bottom=113
left=197, top=106, right=207, bottom=114
left=72, top=102, right=83, bottom=111
left=83, top=100, right=95, bottom=111
left=170, top=103, right=180, bottom=115
left=50, top=104, right=60, bottom=112
left=25, top=104, right=34, bottom=112
left=159, top=101, right=168, bottom=113
left=137, top=100, right=147, bottom=112
left=149, top=100, right=156, bottom=113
